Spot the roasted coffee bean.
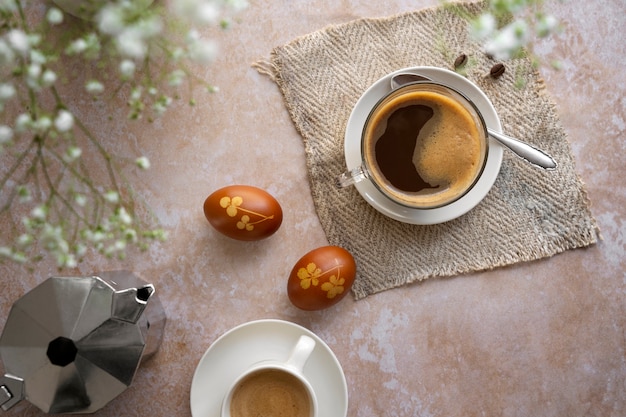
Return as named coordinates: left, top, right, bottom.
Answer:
left=454, top=53, right=468, bottom=69
left=490, top=63, right=506, bottom=78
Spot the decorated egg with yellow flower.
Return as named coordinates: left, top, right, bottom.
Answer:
left=287, top=246, right=356, bottom=310
left=203, top=185, right=283, bottom=241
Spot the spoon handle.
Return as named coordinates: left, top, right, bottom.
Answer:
left=487, top=128, right=557, bottom=170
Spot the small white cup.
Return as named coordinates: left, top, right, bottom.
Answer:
left=221, top=335, right=318, bottom=417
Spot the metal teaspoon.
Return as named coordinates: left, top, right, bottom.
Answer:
left=390, top=73, right=557, bottom=170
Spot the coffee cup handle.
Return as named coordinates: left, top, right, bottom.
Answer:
left=285, top=335, right=316, bottom=373
left=336, top=165, right=367, bottom=188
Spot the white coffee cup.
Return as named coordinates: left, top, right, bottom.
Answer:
left=221, top=335, right=318, bottom=417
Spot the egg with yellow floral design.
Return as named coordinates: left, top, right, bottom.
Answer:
left=287, top=246, right=356, bottom=310
left=203, top=185, right=283, bottom=241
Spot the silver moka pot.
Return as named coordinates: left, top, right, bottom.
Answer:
left=0, top=271, right=166, bottom=414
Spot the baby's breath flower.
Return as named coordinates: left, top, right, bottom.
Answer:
left=1, top=0, right=248, bottom=267
left=6, top=29, right=30, bottom=55
left=63, top=146, right=82, bottom=162
left=15, top=113, right=32, bottom=132
left=26, top=64, right=42, bottom=88
left=0, top=0, right=17, bottom=13
left=117, top=206, right=133, bottom=225
left=17, top=233, right=33, bottom=247
left=168, top=69, right=186, bottom=86
left=97, top=5, right=125, bottom=36
left=124, top=228, right=138, bottom=242
left=195, top=2, right=221, bottom=25
left=46, top=7, right=64, bottom=25
left=188, top=37, right=218, bottom=63
left=484, top=19, right=530, bottom=60
left=135, top=156, right=151, bottom=169
left=0, top=125, right=13, bottom=144
left=471, top=13, right=496, bottom=40
left=537, top=14, right=559, bottom=38
left=31, top=205, right=47, bottom=220
left=86, top=80, right=104, bottom=94
left=153, top=95, right=172, bottom=115
left=66, top=38, right=88, bottom=54
left=29, top=49, right=46, bottom=64
left=116, top=28, right=148, bottom=59
left=33, top=115, right=52, bottom=133
left=0, top=39, right=15, bottom=65
left=119, top=59, right=136, bottom=78
left=74, top=193, right=87, bottom=206
left=130, top=86, right=142, bottom=101
left=0, top=83, right=16, bottom=102
left=104, top=191, right=119, bottom=204
left=41, top=69, right=57, bottom=87
left=54, top=109, right=74, bottom=132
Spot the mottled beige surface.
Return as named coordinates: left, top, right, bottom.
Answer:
left=1, top=1, right=625, bottom=416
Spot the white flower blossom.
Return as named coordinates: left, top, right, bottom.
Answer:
left=227, top=0, right=249, bottom=12
left=27, top=63, right=42, bottom=82
left=54, top=109, right=74, bottom=132
left=46, top=7, right=64, bottom=25
left=66, top=38, right=88, bottom=54
left=6, top=29, right=30, bottom=55
left=119, top=59, right=136, bottom=78
left=168, top=69, right=186, bottom=86
left=117, top=207, right=133, bottom=225
left=15, top=113, right=32, bottom=132
left=537, top=14, right=559, bottom=37
left=116, top=28, right=148, bottom=59
left=130, top=87, right=142, bottom=101
left=63, top=146, right=82, bottom=162
left=104, top=191, right=119, bottom=204
left=0, top=83, right=16, bottom=101
left=0, top=0, right=17, bottom=13
left=41, top=69, right=57, bottom=87
left=0, top=39, right=15, bottom=65
left=17, top=233, right=33, bottom=247
left=74, top=193, right=87, bottom=207
left=31, top=205, right=47, bottom=220
left=97, top=6, right=125, bottom=36
left=0, top=125, right=13, bottom=144
left=188, top=37, right=218, bottom=64
left=195, top=2, right=221, bottom=25
left=471, top=13, right=496, bottom=40
left=86, top=80, right=104, bottom=94
left=29, top=49, right=46, bottom=64
left=135, top=156, right=151, bottom=169
left=484, top=19, right=530, bottom=60
left=34, top=115, right=52, bottom=132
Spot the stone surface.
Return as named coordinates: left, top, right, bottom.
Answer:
left=0, top=1, right=624, bottom=416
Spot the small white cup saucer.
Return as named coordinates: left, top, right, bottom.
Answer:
left=344, top=66, right=504, bottom=224
left=190, top=319, right=348, bottom=417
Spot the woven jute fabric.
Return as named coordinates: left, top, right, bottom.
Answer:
left=255, top=0, right=598, bottom=299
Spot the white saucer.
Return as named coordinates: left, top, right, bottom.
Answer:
left=190, top=319, right=348, bottom=417
left=344, top=66, right=504, bottom=224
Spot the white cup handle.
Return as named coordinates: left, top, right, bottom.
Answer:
left=336, top=165, right=368, bottom=188
left=285, top=335, right=316, bottom=373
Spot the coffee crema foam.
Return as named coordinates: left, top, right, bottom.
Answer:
left=365, top=89, right=485, bottom=208
left=230, top=369, right=311, bottom=417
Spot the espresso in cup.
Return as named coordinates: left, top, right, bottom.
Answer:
left=229, top=369, right=312, bottom=417
left=359, top=82, right=488, bottom=208
left=221, top=335, right=317, bottom=417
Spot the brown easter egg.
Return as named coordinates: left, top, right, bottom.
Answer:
left=287, top=246, right=356, bottom=310
left=203, top=185, right=283, bottom=241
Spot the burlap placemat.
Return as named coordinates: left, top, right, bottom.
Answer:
left=255, top=0, right=598, bottom=299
